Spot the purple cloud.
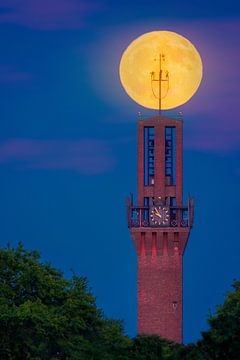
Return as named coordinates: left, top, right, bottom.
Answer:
left=0, top=64, right=32, bottom=83
left=0, top=139, right=115, bottom=175
left=0, top=0, right=98, bottom=30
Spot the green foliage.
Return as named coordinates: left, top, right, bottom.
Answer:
left=1, top=243, right=240, bottom=359
left=0, top=243, right=104, bottom=359
left=130, top=335, right=164, bottom=360
left=175, top=344, right=204, bottom=360
left=92, top=319, right=132, bottom=360
left=199, top=280, right=240, bottom=360
left=129, top=335, right=181, bottom=360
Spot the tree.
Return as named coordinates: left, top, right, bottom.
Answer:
left=93, top=319, right=132, bottom=360
left=2, top=243, right=240, bottom=360
left=0, top=243, right=130, bottom=359
left=174, top=343, right=204, bottom=360
left=128, top=335, right=182, bottom=360
left=199, top=280, right=240, bottom=360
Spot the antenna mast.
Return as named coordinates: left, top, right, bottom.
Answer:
left=150, top=54, right=169, bottom=115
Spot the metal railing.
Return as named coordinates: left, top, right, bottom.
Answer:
left=137, top=111, right=183, bottom=122
left=127, top=196, right=194, bottom=229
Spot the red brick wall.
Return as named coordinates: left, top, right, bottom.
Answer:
left=137, top=233, right=183, bottom=343
left=131, top=116, right=190, bottom=343
left=137, top=116, right=183, bottom=205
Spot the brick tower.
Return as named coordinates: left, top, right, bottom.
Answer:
left=127, top=114, right=194, bottom=343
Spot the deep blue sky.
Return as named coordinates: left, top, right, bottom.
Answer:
left=0, top=0, right=239, bottom=344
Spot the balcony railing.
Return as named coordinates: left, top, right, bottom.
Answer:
left=127, top=196, right=194, bottom=229
left=137, top=111, right=183, bottom=122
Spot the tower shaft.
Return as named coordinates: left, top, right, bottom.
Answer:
left=127, top=115, right=194, bottom=343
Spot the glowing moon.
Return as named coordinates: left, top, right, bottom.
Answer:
left=119, top=31, right=203, bottom=110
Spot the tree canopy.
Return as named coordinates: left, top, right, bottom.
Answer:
left=0, top=243, right=130, bottom=359
left=199, top=280, right=240, bottom=360
left=0, top=243, right=239, bottom=359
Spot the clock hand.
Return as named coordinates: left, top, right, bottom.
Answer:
left=155, top=208, right=162, bottom=216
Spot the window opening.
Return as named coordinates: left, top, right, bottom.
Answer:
left=144, top=197, right=149, bottom=221
left=144, top=127, right=155, bottom=186
left=170, top=197, right=177, bottom=220
left=165, top=127, right=176, bottom=185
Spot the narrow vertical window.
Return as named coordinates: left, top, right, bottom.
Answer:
left=170, top=197, right=176, bottom=221
left=144, top=127, right=155, bottom=186
left=144, top=197, right=149, bottom=222
left=165, top=127, right=176, bottom=185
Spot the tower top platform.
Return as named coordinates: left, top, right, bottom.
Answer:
left=137, top=112, right=183, bottom=123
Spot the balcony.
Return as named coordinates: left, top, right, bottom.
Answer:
left=137, top=111, right=183, bottom=122
left=127, top=195, right=194, bottom=229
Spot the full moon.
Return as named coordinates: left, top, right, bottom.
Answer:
left=119, top=31, right=203, bottom=110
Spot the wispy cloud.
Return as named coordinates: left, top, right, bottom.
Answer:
left=0, top=64, right=32, bottom=83
left=0, top=139, right=114, bottom=175
left=0, top=0, right=98, bottom=30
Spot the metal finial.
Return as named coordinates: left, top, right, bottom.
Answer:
left=150, top=53, right=169, bottom=115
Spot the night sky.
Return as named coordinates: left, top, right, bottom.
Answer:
left=0, top=0, right=240, bottom=344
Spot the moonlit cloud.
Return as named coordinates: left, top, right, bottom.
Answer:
left=0, top=139, right=115, bottom=175
left=0, top=0, right=99, bottom=30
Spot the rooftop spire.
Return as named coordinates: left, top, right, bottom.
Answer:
left=150, top=53, right=169, bottom=115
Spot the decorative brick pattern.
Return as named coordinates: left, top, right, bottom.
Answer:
left=135, top=230, right=188, bottom=343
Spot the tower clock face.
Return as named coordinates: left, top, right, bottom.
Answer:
left=150, top=206, right=170, bottom=226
